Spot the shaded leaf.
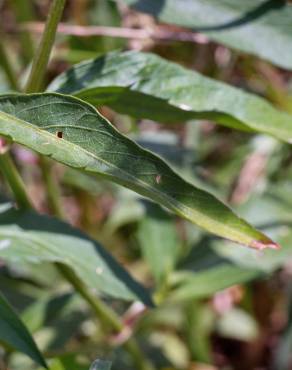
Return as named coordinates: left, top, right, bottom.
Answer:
left=0, top=206, right=152, bottom=304
left=0, top=292, right=47, bottom=368
left=0, top=93, right=276, bottom=248
left=117, top=0, right=292, bottom=70
left=49, top=51, right=292, bottom=144
left=169, top=265, right=259, bottom=302
left=137, top=202, right=179, bottom=284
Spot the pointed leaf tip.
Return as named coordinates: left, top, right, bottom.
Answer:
left=0, top=93, right=275, bottom=249
left=250, top=239, right=281, bottom=251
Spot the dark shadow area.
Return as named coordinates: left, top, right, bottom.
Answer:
left=178, top=236, right=234, bottom=272
left=55, top=55, right=107, bottom=94
left=131, top=0, right=166, bottom=18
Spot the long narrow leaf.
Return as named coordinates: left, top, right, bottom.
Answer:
left=0, top=93, right=277, bottom=249
left=0, top=292, right=47, bottom=368
left=48, top=51, right=292, bottom=144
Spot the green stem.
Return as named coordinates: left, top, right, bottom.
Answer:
left=25, top=0, right=66, bottom=93
left=24, top=0, right=66, bottom=218
left=58, top=264, right=155, bottom=370
left=0, top=150, right=32, bottom=209
left=0, top=34, right=19, bottom=90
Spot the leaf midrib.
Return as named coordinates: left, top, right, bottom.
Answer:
left=0, top=101, right=252, bottom=244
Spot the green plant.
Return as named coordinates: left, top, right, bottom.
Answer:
left=1, top=1, right=292, bottom=369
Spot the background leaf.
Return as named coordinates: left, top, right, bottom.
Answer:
left=137, top=202, right=180, bottom=285
left=0, top=205, right=152, bottom=304
left=48, top=51, right=292, bottom=144
left=117, top=0, right=292, bottom=70
left=0, top=292, right=47, bottom=368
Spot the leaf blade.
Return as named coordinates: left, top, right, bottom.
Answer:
left=0, top=206, right=152, bottom=305
left=0, top=93, right=277, bottom=249
left=48, top=51, right=292, bottom=144
left=0, top=292, right=47, bottom=368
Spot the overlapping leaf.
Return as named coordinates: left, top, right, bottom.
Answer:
left=0, top=206, right=152, bottom=304
left=0, top=93, right=277, bottom=248
left=0, top=292, right=47, bottom=367
left=117, top=0, right=292, bottom=70
left=48, top=51, right=292, bottom=144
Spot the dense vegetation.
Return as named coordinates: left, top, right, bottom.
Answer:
left=1, top=1, right=292, bottom=369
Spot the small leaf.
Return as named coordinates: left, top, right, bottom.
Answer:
left=48, top=51, right=292, bottom=144
left=0, top=206, right=152, bottom=305
left=116, top=0, right=292, bottom=70
left=0, top=292, right=47, bottom=368
left=0, top=93, right=277, bottom=248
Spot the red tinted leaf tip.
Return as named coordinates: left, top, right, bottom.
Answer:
left=0, top=137, right=9, bottom=154
left=250, top=239, right=280, bottom=251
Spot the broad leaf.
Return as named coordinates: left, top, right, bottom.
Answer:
left=0, top=292, right=47, bottom=368
left=0, top=93, right=277, bottom=249
left=0, top=206, right=152, bottom=305
left=48, top=51, right=292, bottom=144
left=117, top=0, right=292, bottom=70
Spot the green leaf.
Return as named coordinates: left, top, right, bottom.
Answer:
left=48, top=51, right=292, bottom=144
left=0, top=93, right=277, bottom=249
left=216, top=308, right=259, bottom=341
left=117, top=0, right=292, bottom=70
left=169, top=265, right=259, bottom=302
left=0, top=292, right=47, bottom=368
left=0, top=206, right=152, bottom=305
left=171, top=240, right=261, bottom=301
left=137, top=202, right=179, bottom=284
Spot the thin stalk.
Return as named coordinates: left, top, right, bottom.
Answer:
left=0, top=150, right=32, bottom=209
left=22, top=0, right=66, bottom=217
left=25, top=0, right=66, bottom=93
left=9, top=0, right=35, bottom=63
left=0, top=34, right=19, bottom=90
left=58, top=264, right=155, bottom=370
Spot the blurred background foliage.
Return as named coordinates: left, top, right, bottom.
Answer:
left=1, top=1, right=292, bottom=369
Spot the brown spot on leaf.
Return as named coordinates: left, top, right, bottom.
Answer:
left=56, top=131, right=63, bottom=138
